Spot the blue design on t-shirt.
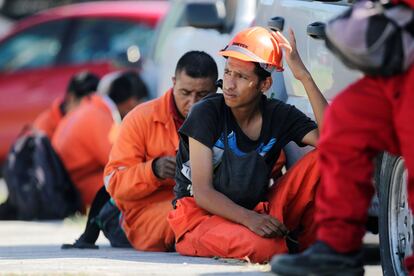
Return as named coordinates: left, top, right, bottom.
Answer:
left=213, top=131, right=276, bottom=157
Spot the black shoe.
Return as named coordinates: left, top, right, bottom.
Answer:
left=270, top=241, right=364, bottom=276
left=0, top=200, right=18, bottom=220
left=61, top=239, right=99, bottom=249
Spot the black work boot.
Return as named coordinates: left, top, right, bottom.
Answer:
left=0, top=200, right=18, bottom=220
left=270, top=241, right=364, bottom=276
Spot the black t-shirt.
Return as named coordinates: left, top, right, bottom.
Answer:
left=174, top=93, right=317, bottom=204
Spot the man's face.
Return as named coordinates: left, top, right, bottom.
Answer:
left=172, top=70, right=217, bottom=117
left=222, top=57, right=267, bottom=108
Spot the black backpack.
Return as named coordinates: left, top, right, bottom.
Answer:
left=3, top=128, right=81, bottom=220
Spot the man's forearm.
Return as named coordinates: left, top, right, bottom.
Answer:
left=105, top=159, right=161, bottom=201
left=300, top=74, right=328, bottom=129
left=194, top=188, right=253, bottom=226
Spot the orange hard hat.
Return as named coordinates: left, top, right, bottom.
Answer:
left=219, top=26, right=284, bottom=72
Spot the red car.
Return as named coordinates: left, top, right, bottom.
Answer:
left=0, top=1, right=169, bottom=164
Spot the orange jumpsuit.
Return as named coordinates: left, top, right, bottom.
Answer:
left=168, top=150, right=318, bottom=263
left=53, top=95, right=120, bottom=210
left=104, top=89, right=178, bottom=252
left=33, top=98, right=64, bottom=139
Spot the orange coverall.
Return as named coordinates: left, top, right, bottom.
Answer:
left=168, top=150, right=317, bottom=263
left=33, top=98, right=64, bottom=139
left=104, top=89, right=178, bottom=252
left=53, top=95, right=119, bottom=210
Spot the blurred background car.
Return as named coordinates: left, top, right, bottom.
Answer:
left=0, top=0, right=169, bottom=164
left=0, top=15, right=12, bottom=37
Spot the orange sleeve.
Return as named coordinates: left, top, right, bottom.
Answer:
left=81, top=109, right=113, bottom=167
left=104, top=109, right=162, bottom=202
left=33, top=99, right=63, bottom=139
left=33, top=109, right=57, bottom=139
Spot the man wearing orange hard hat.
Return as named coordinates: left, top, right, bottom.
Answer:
left=168, top=26, right=328, bottom=263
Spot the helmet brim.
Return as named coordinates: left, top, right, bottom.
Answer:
left=219, top=50, right=259, bottom=63
left=219, top=49, right=283, bottom=72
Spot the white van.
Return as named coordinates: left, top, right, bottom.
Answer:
left=254, top=1, right=410, bottom=275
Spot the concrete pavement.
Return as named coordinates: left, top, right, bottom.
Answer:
left=0, top=219, right=271, bottom=275
left=0, top=219, right=383, bottom=275
left=0, top=178, right=382, bottom=275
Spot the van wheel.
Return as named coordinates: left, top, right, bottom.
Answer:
left=378, top=153, right=411, bottom=276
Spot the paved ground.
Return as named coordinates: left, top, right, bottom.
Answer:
left=0, top=180, right=383, bottom=275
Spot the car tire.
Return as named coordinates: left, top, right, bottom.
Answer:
left=378, top=153, right=411, bottom=276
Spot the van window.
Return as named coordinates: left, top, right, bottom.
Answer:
left=0, top=20, right=68, bottom=72
left=151, top=2, right=186, bottom=63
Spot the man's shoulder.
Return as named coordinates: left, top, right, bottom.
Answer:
left=202, top=93, right=224, bottom=104
left=264, top=96, right=291, bottom=114
left=80, top=101, right=112, bottom=123
left=122, top=93, right=171, bottom=128
left=191, top=93, right=223, bottom=114
left=127, top=96, right=162, bottom=120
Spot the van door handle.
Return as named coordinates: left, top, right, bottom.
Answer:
left=268, top=16, right=284, bottom=32
left=307, top=21, right=326, bottom=39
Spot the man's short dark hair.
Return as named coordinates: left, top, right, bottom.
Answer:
left=175, top=51, right=218, bottom=81
left=108, top=71, right=148, bottom=104
left=67, top=71, right=100, bottom=98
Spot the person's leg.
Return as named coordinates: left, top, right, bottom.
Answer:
left=95, top=200, right=131, bottom=248
left=61, top=185, right=109, bottom=249
left=267, top=150, right=320, bottom=251
left=125, top=198, right=175, bottom=252
left=271, top=77, right=398, bottom=275
left=169, top=197, right=286, bottom=263
left=317, top=79, right=398, bottom=253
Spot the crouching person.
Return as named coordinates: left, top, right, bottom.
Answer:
left=103, top=51, right=218, bottom=251
left=33, top=71, right=100, bottom=139
left=168, top=27, right=328, bottom=263
left=53, top=71, right=147, bottom=211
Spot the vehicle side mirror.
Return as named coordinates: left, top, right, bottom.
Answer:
left=185, top=2, right=225, bottom=31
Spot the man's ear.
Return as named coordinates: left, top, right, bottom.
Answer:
left=172, top=76, right=176, bottom=87
left=261, top=76, right=272, bottom=93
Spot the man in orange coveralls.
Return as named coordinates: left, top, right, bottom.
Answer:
left=53, top=71, right=148, bottom=210
left=33, top=71, right=99, bottom=139
left=103, top=51, right=219, bottom=252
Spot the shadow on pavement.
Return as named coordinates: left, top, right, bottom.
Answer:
left=0, top=244, right=241, bottom=266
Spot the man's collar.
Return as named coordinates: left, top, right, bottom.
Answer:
left=152, top=89, right=174, bottom=123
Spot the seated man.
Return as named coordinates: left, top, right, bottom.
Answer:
left=33, top=71, right=99, bottom=138
left=103, top=51, right=218, bottom=252
left=168, top=27, right=328, bottom=263
left=53, top=71, right=148, bottom=210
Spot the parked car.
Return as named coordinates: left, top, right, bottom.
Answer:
left=0, top=1, right=169, bottom=164
left=254, top=1, right=409, bottom=275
